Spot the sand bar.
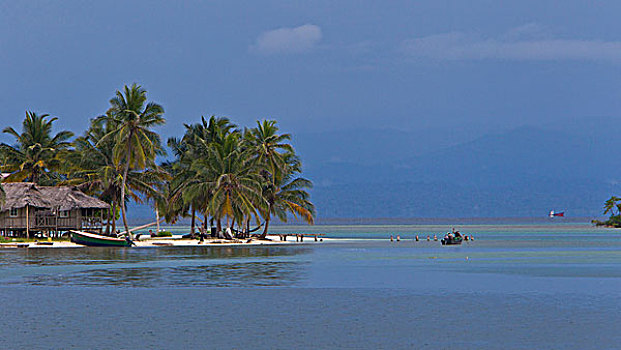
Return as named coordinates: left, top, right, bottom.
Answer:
left=0, top=234, right=331, bottom=249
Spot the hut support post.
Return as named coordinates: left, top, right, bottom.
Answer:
left=55, top=208, right=59, bottom=238
left=26, top=205, right=30, bottom=239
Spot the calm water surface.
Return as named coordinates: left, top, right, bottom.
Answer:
left=1, top=223, right=620, bottom=349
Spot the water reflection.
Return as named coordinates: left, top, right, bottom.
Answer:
left=0, top=246, right=312, bottom=287
left=0, top=246, right=311, bottom=267
left=18, top=261, right=303, bottom=287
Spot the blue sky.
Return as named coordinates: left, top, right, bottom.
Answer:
left=2, top=0, right=621, bottom=140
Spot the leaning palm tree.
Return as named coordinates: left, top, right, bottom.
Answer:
left=603, top=196, right=621, bottom=217
left=97, top=84, right=166, bottom=237
left=259, top=153, right=315, bottom=238
left=0, top=111, right=73, bottom=184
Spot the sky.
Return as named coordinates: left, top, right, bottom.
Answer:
left=2, top=0, right=621, bottom=145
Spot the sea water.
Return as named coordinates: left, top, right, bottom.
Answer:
left=1, top=223, right=620, bottom=349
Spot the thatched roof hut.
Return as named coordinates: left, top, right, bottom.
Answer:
left=0, top=183, right=109, bottom=237
left=0, top=182, right=109, bottom=212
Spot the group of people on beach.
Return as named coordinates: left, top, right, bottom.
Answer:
left=389, top=228, right=474, bottom=242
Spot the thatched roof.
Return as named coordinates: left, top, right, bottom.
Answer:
left=0, top=183, right=109, bottom=212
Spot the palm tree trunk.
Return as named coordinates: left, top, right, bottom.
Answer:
left=190, top=207, right=196, bottom=236
left=111, top=202, right=117, bottom=234
left=230, top=218, right=236, bottom=237
left=260, top=204, right=272, bottom=239
left=106, top=205, right=111, bottom=234
left=155, top=207, right=160, bottom=234
left=120, top=134, right=133, bottom=239
left=261, top=216, right=271, bottom=239
left=32, top=168, right=39, bottom=184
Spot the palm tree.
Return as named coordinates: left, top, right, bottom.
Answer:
left=0, top=111, right=73, bottom=184
left=603, top=196, right=621, bottom=217
left=67, top=117, right=169, bottom=235
left=153, top=161, right=189, bottom=225
left=191, top=133, right=264, bottom=233
left=184, top=116, right=236, bottom=155
left=65, top=117, right=122, bottom=233
left=168, top=116, right=238, bottom=235
left=259, top=153, right=315, bottom=238
left=245, top=120, right=294, bottom=184
left=97, top=84, right=166, bottom=237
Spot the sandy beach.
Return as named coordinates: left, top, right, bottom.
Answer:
left=0, top=234, right=330, bottom=249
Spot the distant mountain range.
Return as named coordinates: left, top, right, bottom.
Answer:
left=294, top=117, right=621, bottom=218
left=127, top=117, right=621, bottom=221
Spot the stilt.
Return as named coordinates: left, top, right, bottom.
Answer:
left=26, top=205, right=30, bottom=239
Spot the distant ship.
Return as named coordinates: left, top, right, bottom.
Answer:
left=549, top=210, right=565, bottom=217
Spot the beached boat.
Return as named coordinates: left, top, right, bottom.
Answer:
left=441, top=236, right=463, bottom=245
left=70, top=230, right=132, bottom=247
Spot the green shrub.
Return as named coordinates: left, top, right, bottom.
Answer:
left=593, top=215, right=621, bottom=228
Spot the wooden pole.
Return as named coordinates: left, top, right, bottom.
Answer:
left=55, top=207, right=59, bottom=238
left=26, top=205, right=30, bottom=239
left=117, top=218, right=164, bottom=236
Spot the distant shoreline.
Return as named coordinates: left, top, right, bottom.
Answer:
left=125, top=216, right=602, bottom=226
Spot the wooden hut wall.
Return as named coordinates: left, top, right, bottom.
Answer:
left=1, top=208, right=103, bottom=234
left=0, top=208, right=29, bottom=230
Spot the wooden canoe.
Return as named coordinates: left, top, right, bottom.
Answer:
left=70, top=230, right=132, bottom=247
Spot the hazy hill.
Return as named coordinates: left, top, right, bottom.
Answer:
left=301, top=117, right=621, bottom=218
left=129, top=117, right=621, bottom=221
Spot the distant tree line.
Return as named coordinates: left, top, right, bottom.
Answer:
left=0, top=83, right=315, bottom=238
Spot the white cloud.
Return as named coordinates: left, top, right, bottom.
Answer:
left=401, top=25, right=621, bottom=62
left=252, top=24, right=322, bottom=55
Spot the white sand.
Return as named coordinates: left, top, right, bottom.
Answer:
left=0, top=234, right=332, bottom=249
left=134, top=234, right=331, bottom=247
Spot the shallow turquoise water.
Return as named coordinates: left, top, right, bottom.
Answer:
left=1, top=223, right=620, bottom=349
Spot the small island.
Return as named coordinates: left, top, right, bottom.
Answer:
left=592, top=196, right=621, bottom=228
left=0, top=84, right=315, bottom=243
